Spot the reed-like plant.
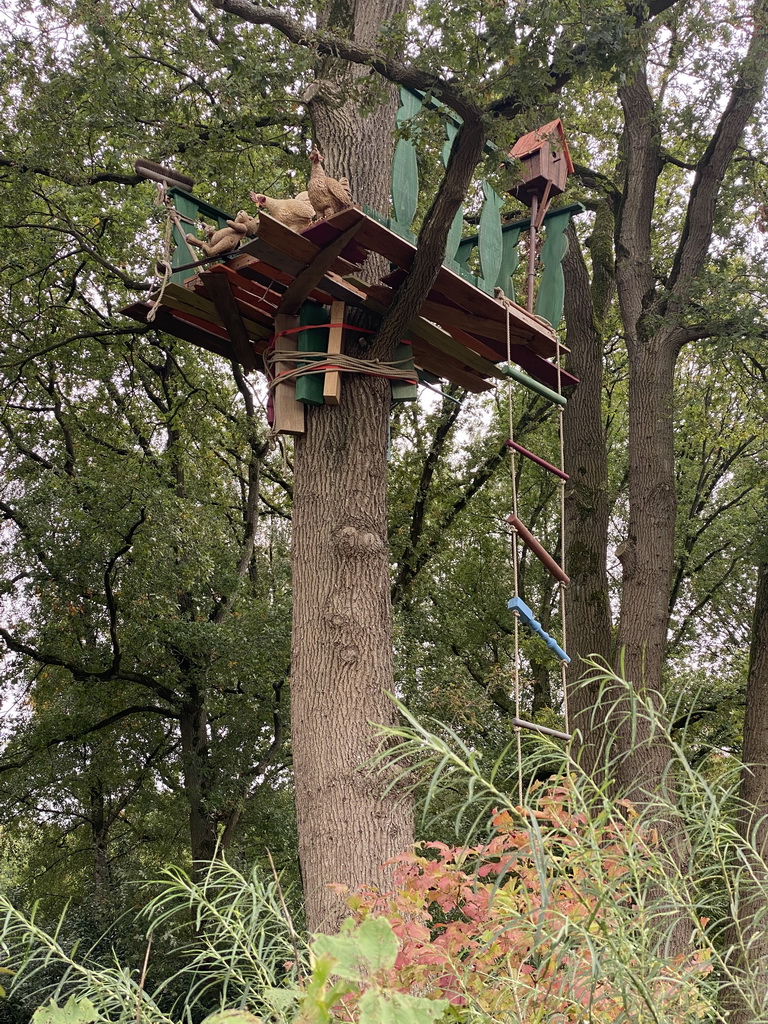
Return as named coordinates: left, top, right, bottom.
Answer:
left=2, top=658, right=766, bottom=1024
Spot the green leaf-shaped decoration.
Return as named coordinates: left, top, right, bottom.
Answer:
left=31, top=997, right=100, bottom=1024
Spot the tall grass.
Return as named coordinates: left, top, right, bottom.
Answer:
left=1, top=659, right=766, bottom=1023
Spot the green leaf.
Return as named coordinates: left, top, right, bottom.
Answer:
left=312, top=918, right=398, bottom=979
left=357, top=989, right=449, bottom=1024
left=31, top=997, right=100, bottom=1024
left=200, top=1010, right=262, bottom=1024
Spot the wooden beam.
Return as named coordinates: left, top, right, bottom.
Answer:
left=272, top=312, right=305, bottom=435
left=149, top=283, right=269, bottom=341
left=355, top=279, right=505, bottom=382
left=201, top=272, right=260, bottom=372
left=276, top=219, right=365, bottom=315
left=323, top=300, right=345, bottom=406
left=506, top=440, right=569, bottom=481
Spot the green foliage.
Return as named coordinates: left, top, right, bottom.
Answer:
left=3, top=672, right=768, bottom=1024
left=31, top=998, right=99, bottom=1024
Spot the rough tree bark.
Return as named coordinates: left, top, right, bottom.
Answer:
left=212, top=0, right=489, bottom=931
left=723, top=552, right=768, bottom=1024
left=562, top=217, right=613, bottom=768
left=290, top=0, right=414, bottom=933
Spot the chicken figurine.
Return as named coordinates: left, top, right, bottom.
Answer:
left=249, top=190, right=315, bottom=232
left=307, top=149, right=353, bottom=220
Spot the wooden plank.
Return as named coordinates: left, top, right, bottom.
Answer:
left=408, top=337, right=492, bottom=393
left=323, top=300, right=345, bottom=405
left=431, top=276, right=567, bottom=357
left=358, top=281, right=505, bottom=382
left=249, top=212, right=365, bottom=275
left=227, top=254, right=367, bottom=307
left=201, top=272, right=260, bottom=372
left=272, top=312, right=305, bottom=435
left=202, top=264, right=284, bottom=316
left=120, top=302, right=243, bottom=361
left=301, top=208, right=371, bottom=265
left=152, top=283, right=269, bottom=341
left=446, top=324, right=579, bottom=390
left=331, top=212, right=562, bottom=357
left=417, top=296, right=543, bottom=350
left=318, top=271, right=368, bottom=306
left=276, top=218, right=365, bottom=315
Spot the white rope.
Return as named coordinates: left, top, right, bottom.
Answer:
left=505, top=304, right=523, bottom=807
left=556, top=336, right=569, bottom=735
left=146, top=185, right=175, bottom=323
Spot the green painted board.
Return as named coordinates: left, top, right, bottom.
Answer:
left=169, top=188, right=233, bottom=285
left=442, top=121, right=464, bottom=264
left=477, top=180, right=504, bottom=288
left=391, top=340, right=418, bottom=402
left=295, top=301, right=328, bottom=406
left=496, top=225, right=522, bottom=298
left=535, top=208, right=573, bottom=328
left=391, top=88, right=422, bottom=231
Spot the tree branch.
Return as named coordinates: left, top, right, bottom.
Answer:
left=208, top=0, right=481, bottom=122
left=667, top=0, right=768, bottom=300
left=0, top=706, right=179, bottom=776
left=0, top=627, right=179, bottom=704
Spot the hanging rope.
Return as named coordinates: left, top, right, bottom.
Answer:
left=505, top=304, right=524, bottom=807
left=146, top=185, right=175, bottom=323
left=146, top=184, right=199, bottom=323
left=556, top=335, right=570, bottom=735
left=504, top=297, right=571, bottom=792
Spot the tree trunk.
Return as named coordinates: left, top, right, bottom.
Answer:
left=309, top=0, right=405, bottom=217
left=89, top=781, right=113, bottom=928
left=179, top=686, right=217, bottom=869
left=561, top=223, right=613, bottom=772
left=612, top=337, right=681, bottom=803
left=292, top=373, right=412, bottom=932
left=292, top=0, right=413, bottom=933
left=723, top=554, right=768, bottom=1024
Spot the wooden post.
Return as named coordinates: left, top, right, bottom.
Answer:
left=526, top=194, right=538, bottom=312
left=272, top=312, right=305, bottom=435
left=323, top=300, right=345, bottom=406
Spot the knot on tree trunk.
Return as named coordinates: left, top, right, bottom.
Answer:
left=335, top=525, right=384, bottom=556
left=616, top=536, right=636, bottom=572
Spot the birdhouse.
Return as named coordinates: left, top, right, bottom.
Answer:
left=508, top=120, right=574, bottom=207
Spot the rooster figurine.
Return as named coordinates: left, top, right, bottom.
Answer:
left=307, top=149, right=353, bottom=220
left=249, top=190, right=315, bottom=232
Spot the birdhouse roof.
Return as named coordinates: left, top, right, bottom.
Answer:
left=509, top=119, right=574, bottom=174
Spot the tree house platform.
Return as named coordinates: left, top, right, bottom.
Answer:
left=122, top=206, right=578, bottom=399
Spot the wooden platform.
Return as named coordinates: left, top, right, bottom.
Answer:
left=121, top=208, right=577, bottom=395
